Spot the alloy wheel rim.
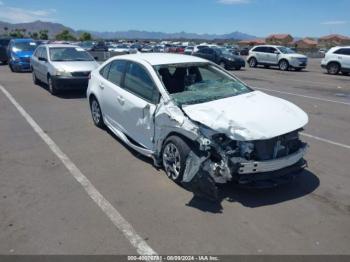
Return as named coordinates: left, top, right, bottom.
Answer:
left=330, top=65, right=338, bottom=74
left=250, top=59, right=256, bottom=67
left=163, top=143, right=181, bottom=180
left=91, top=100, right=101, bottom=124
left=280, top=61, right=288, bottom=70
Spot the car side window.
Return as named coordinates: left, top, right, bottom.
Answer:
left=123, top=62, right=158, bottom=103
left=99, top=63, right=111, bottom=79
left=334, top=48, right=350, bottom=56
left=107, top=60, right=127, bottom=86
left=41, top=47, right=48, bottom=60
left=253, top=47, right=265, bottom=53
left=33, top=47, right=40, bottom=58
left=268, top=47, right=277, bottom=54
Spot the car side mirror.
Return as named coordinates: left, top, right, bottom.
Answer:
left=39, top=57, right=47, bottom=62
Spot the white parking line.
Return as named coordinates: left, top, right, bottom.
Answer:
left=0, top=84, right=157, bottom=256
left=301, top=132, right=350, bottom=150
left=254, top=87, right=350, bottom=106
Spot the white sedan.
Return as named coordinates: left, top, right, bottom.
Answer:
left=87, top=53, right=308, bottom=199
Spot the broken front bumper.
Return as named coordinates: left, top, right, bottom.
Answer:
left=237, top=145, right=307, bottom=174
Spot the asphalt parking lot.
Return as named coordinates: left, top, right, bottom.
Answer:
left=0, top=58, right=349, bottom=255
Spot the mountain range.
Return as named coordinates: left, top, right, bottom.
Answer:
left=0, top=20, right=257, bottom=40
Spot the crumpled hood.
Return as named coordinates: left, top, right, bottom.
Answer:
left=182, top=91, right=308, bottom=141
left=51, top=61, right=99, bottom=73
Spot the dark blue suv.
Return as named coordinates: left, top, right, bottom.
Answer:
left=7, top=38, right=38, bottom=72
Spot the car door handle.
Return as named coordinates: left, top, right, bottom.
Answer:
left=116, top=95, right=125, bottom=105
left=99, top=83, right=104, bottom=90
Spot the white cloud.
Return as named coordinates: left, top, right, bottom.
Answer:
left=321, top=20, right=347, bottom=25
left=0, top=3, right=56, bottom=23
left=217, top=0, right=250, bottom=4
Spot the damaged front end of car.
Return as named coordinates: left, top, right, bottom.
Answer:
left=154, top=97, right=308, bottom=201
left=182, top=126, right=308, bottom=200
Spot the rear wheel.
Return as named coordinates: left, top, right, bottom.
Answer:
left=279, top=59, right=289, bottom=71
left=219, top=61, right=226, bottom=69
left=327, top=62, right=340, bottom=75
left=90, top=97, right=105, bottom=128
left=248, top=57, right=257, bottom=67
left=47, top=76, right=58, bottom=95
left=162, top=136, right=191, bottom=183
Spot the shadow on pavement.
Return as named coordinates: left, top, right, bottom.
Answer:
left=186, top=169, right=319, bottom=213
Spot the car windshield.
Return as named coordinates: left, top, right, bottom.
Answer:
left=155, top=63, right=251, bottom=105
left=217, top=48, right=231, bottom=55
left=278, top=46, right=295, bottom=54
left=49, top=47, right=94, bottom=61
left=13, top=41, right=37, bottom=52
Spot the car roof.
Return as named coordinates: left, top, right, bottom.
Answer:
left=11, top=38, right=34, bottom=42
left=42, top=44, right=81, bottom=48
left=254, top=45, right=283, bottom=48
left=112, top=53, right=208, bottom=66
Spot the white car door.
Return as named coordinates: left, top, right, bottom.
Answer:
left=101, top=60, right=128, bottom=132
left=266, top=47, right=279, bottom=64
left=114, top=61, right=159, bottom=150
left=38, top=47, right=49, bottom=82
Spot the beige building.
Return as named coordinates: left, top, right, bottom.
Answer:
left=294, top=38, right=318, bottom=49
left=266, top=34, right=293, bottom=45
left=237, top=38, right=266, bottom=47
left=318, top=34, right=350, bottom=47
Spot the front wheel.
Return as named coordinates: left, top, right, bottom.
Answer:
left=219, top=61, right=226, bottom=69
left=248, top=57, right=257, bottom=67
left=32, top=70, right=39, bottom=85
left=47, top=76, right=58, bottom=95
left=162, top=136, right=191, bottom=183
left=327, top=63, right=340, bottom=75
left=279, top=60, right=289, bottom=71
left=90, top=97, right=105, bottom=128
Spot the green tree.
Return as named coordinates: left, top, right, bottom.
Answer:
left=39, top=30, right=49, bottom=40
left=55, top=29, right=76, bottom=41
left=30, top=32, right=39, bottom=40
left=9, top=29, right=24, bottom=38
left=79, top=32, right=92, bottom=41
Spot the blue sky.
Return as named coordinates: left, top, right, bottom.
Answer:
left=0, top=0, right=349, bottom=37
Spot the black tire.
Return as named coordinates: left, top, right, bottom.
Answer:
left=162, top=136, right=191, bottom=183
left=279, top=59, right=289, bottom=71
left=248, top=57, right=257, bottom=67
left=32, top=70, right=39, bottom=85
left=47, top=75, right=58, bottom=95
left=90, top=97, right=105, bottom=128
left=235, top=66, right=241, bottom=70
left=327, top=62, right=340, bottom=75
left=219, top=61, right=226, bottom=69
